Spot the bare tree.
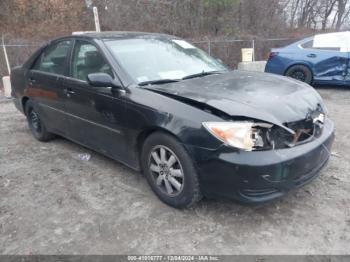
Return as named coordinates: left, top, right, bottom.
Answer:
left=335, top=0, right=350, bottom=29
left=289, top=0, right=301, bottom=28
left=297, top=0, right=320, bottom=28
left=1, top=0, right=350, bottom=42
left=319, top=0, right=337, bottom=30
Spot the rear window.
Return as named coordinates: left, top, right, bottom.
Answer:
left=33, top=40, right=71, bottom=75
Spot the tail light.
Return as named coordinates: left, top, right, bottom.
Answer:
left=268, top=52, right=279, bottom=59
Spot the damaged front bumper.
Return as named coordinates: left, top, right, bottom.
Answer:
left=188, top=118, right=335, bottom=203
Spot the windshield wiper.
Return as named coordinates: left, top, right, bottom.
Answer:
left=138, top=79, right=180, bottom=86
left=138, top=70, right=225, bottom=86
left=182, top=70, right=224, bottom=80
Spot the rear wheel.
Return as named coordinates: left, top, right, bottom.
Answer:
left=141, top=132, right=202, bottom=208
left=285, top=65, right=313, bottom=84
left=25, top=100, right=55, bottom=142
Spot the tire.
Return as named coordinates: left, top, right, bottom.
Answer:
left=141, top=132, right=202, bottom=208
left=25, top=100, right=55, bottom=142
left=285, top=65, right=313, bottom=85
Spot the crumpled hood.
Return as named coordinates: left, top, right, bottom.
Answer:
left=147, top=70, right=325, bottom=126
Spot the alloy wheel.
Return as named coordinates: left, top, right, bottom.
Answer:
left=148, top=145, right=184, bottom=197
left=291, top=70, right=306, bottom=82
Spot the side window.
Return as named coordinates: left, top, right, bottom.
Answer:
left=301, top=40, right=314, bottom=49
left=314, top=47, right=341, bottom=51
left=33, top=40, right=71, bottom=75
left=301, top=39, right=340, bottom=51
left=71, top=40, right=113, bottom=81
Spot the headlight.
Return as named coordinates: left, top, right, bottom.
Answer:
left=203, top=121, right=273, bottom=151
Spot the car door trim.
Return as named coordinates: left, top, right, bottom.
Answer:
left=39, top=103, right=123, bottom=135
left=30, top=69, right=62, bottom=79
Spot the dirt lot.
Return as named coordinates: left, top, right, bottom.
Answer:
left=0, top=86, right=349, bottom=255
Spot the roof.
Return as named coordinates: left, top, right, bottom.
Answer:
left=314, top=31, right=350, bottom=51
left=42, top=31, right=180, bottom=50
left=71, top=31, right=175, bottom=40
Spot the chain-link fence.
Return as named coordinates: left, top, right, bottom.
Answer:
left=191, top=38, right=299, bottom=68
left=0, top=41, right=43, bottom=89
left=0, top=37, right=300, bottom=89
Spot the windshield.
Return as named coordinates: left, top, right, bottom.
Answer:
left=104, top=38, right=227, bottom=84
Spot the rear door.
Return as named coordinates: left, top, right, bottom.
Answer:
left=62, top=39, right=129, bottom=162
left=300, top=38, right=348, bottom=83
left=28, top=39, right=72, bottom=136
left=309, top=49, right=348, bottom=82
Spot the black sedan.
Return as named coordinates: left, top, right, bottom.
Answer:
left=11, top=32, right=335, bottom=208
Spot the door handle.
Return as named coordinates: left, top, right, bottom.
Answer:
left=307, top=53, right=317, bottom=58
left=63, top=88, right=75, bottom=97
left=28, top=78, right=36, bottom=86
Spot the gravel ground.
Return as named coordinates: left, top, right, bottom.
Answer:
left=0, top=86, right=349, bottom=255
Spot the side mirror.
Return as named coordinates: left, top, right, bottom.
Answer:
left=87, top=73, right=122, bottom=89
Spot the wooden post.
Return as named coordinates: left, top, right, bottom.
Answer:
left=2, top=35, right=11, bottom=75
left=93, top=7, right=101, bottom=32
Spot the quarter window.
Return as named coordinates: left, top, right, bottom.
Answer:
left=301, top=39, right=341, bottom=51
left=33, top=40, right=71, bottom=75
left=301, top=40, right=314, bottom=49
left=71, top=41, right=113, bottom=81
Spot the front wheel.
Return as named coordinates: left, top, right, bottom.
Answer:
left=285, top=65, right=313, bottom=85
left=141, top=132, right=202, bottom=208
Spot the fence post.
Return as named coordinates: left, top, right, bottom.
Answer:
left=207, top=40, right=211, bottom=56
left=93, top=6, right=101, bottom=32
left=2, top=35, right=11, bottom=75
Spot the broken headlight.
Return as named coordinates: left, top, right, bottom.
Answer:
left=203, top=122, right=273, bottom=151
